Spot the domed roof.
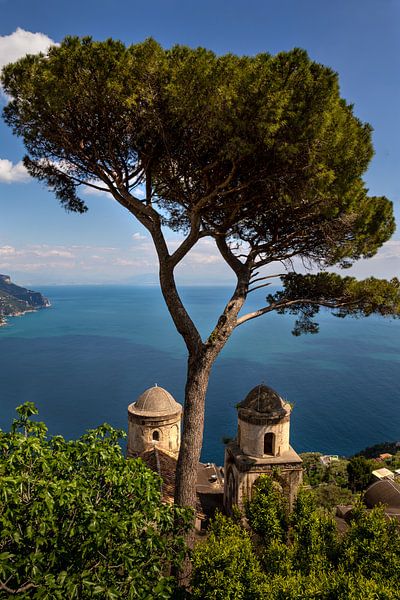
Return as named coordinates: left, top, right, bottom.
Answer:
left=130, top=385, right=182, bottom=417
left=364, top=480, right=400, bottom=510
left=238, top=384, right=289, bottom=417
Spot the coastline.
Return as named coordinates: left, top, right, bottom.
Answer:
left=0, top=303, right=51, bottom=327
left=0, top=275, right=51, bottom=328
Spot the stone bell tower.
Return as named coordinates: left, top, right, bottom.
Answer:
left=224, top=383, right=302, bottom=513
left=127, top=385, right=183, bottom=458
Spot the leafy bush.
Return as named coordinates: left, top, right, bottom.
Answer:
left=347, top=456, right=374, bottom=492
left=191, top=513, right=267, bottom=600
left=312, top=483, right=355, bottom=511
left=191, top=483, right=400, bottom=599
left=0, top=403, right=192, bottom=599
left=340, top=502, right=400, bottom=581
left=245, top=475, right=288, bottom=543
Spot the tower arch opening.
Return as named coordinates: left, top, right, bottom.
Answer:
left=169, top=424, right=179, bottom=450
left=264, top=432, right=274, bottom=455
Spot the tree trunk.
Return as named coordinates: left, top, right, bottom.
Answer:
left=172, top=274, right=249, bottom=515
left=173, top=349, right=216, bottom=586
left=174, top=349, right=215, bottom=511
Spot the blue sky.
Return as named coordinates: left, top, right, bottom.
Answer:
left=0, top=0, right=399, bottom=284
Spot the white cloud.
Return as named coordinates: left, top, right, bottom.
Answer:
left=134, top=187, right=146, bottom=199
left=0, top=245, right=17, bottom=256
left=182, top=238, right=223, bottom=266
left=0, top=244, right=75, bottom=263
left=0, top=159, right=29, bottom=183
left=0, top=28, right=56, bottom=75
left=132, top=232, right=147, bottom=241
left=113, top=258, right=144, bottom=267
left=187, top=252, right=222, bottom=265
left=0, top=29, right=57, bottom=184
left=370, top=239, right=400, bottom=261
left=82, top=182, right=146, bottom=199
left=31, top=249, right=74, bottom=258
left=82, top=180, right=111, bottom=197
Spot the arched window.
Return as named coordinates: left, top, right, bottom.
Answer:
left=152, top=430, right=160, bottom=441
left=169, top=424, right=179, bottom=450
left=264, top=432, right=274, bottom=455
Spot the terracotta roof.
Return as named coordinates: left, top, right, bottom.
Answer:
left=138, top=449, right=224, bottom=521
left=140, top=448, right=177, bottom=502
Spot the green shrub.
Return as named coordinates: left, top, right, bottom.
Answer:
left=191, top=513, right=267, bottom=600
left=245, top=475, right=288, bottom=543
left=0, top=403, right=192, bottom=599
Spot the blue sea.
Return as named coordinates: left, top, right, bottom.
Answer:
left=0, top=285, right=399, bottom=464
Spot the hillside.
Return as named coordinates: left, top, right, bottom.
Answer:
left=0, top=274, right=50, bottom=326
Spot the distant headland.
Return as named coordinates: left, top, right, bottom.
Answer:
left=0, top=274, right=50, bottom=326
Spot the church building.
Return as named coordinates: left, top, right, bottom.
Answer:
left=224, top=383, right=303, bottom=512
left=127, top=381, right=302, bottom=514
left=127, top=385, right=182, bottom=458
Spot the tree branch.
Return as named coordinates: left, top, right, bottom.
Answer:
left=129, top=201, right=203, bottom=355
left=194, top=162, right=238, bottom=211
left=236, top=297, right=360, bottom=326
left=247, top=282, right=272, bottom=294
left=215, top=236, right=246, bottom=276
left=169, top=213, right=203, bottom=267
left=249, top=274, right=286, bottom=285
left=0, top=581, right=37, bottom=594
left=205, top=272, right=250, bottom=353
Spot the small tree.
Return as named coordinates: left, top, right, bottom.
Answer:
left=291, top=489, right=339, bottom=573
left=191, top=513, right=267, bottom=600
left=340, top=502, right=400, bottom=581
left=2, top=38, right=400, bottom=515
left=245, top=475, right=288, bottom=543
left=347, top=456, right=374, bottom=492
left=313, top=483, right=354, bottom=511
left=0, top=403, right=191, bottom=598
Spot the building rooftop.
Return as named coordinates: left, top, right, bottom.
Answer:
left=138, top=448, right=223, bottom=526
left=364, top=479, right=400, bottom=510
left=371, top=467, right=395, bottom=481
left=238, top=383, right=289, bottom=417
left=226, top=440, right=302, bottom=468
left=129, top=385, right=182, bottom=417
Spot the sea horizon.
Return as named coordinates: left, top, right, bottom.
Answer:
left=1, top=284, right=399, bottom=465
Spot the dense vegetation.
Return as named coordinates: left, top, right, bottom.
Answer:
left=0, top=404, right=192, bottom=599
left=356, top=441, right=400, bottom=461
left=191, top=476, right=400, bottom=599
left=300, top=452, right=358, bottom=510
left=1, top=407, right=399, bottom=598
left=301, top=449, right=399, bottom=507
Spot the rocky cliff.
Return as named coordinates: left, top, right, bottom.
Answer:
left=0, top=275, right=50, bottom=326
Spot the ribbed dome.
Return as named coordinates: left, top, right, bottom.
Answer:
left=238, top=384, right=289, bottom=416
left=132, top=385, right=181, bottom=416
left=364, top=480, right=400, bottom=510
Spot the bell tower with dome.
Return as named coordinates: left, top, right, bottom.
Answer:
left=224, top=383, right=303, bottom=514
left=127, top=385, right=183, bottom=458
